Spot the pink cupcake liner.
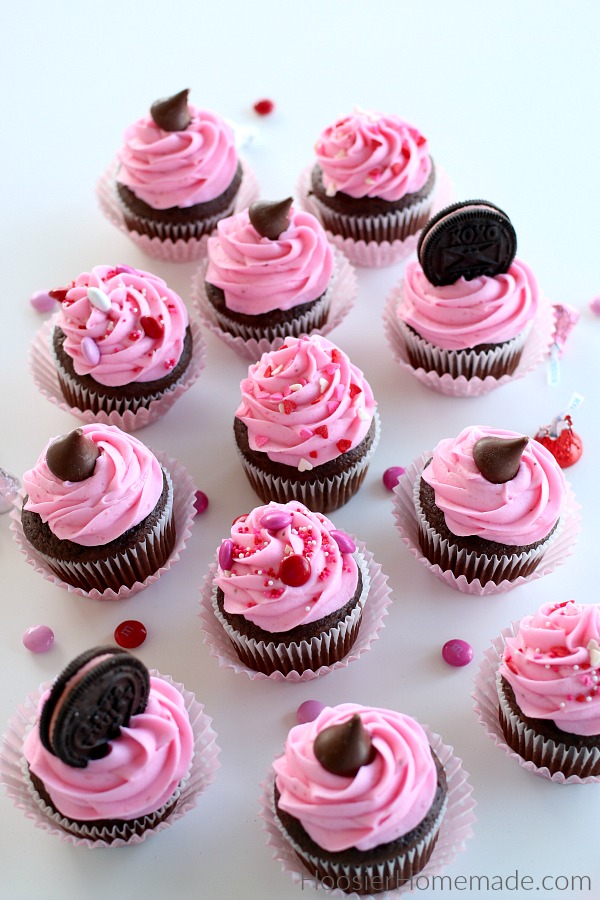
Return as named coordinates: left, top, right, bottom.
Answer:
left=96, top=158, right=260, bottom=263
left=198, top=540, right=391, bottom=682
left=473, top=625, right=600, bottom=784
left=392, top=451, right=580, bottom=596
left=10, top=450, right=197, bottom=601
left=0, top=671, right=220, bottom=847
left=383, top=286, right=555, bottom=397
left=30, top=311, right=206, bottom=432
left=259, top=726, right=475, bottom=899
left=191, top=246, right=357, bottom=361
left=296, top=165, right=454, bottom=269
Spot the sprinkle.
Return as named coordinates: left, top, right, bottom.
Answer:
left=334, top=385, right=344, bottom=401
left=327, top=401, right=337, bottom=415
left=271, top=365, right=283, bottom=376
left=319, top=377, right=328, bottom=393
left=391, top=162, right=403, bottom=176
left=356, top=408, right=370, bottom=420
left=298, top=458, right=313, bottom=472
left=290, top=383, right=302, bottom=392
left=324, top=364, right=337, bottom=375
left=314, top=425, right=328, bottom=439
left=588, top=639, right=600, bottom=667
left=253, top=98, right=275, bottom=116
left=254, top=435, right=269, bottom=448
left=299, top=428, right=313, bottom=439
left=87, top=286, right=111, bottom=312
left=325, top=181, right=337, bottom=197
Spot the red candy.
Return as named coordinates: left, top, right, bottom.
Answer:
left=194, top=491, right=209, bottom=515
left=114, top=620, right=147, bottom=649
left=535, top=415, right=583, bottom=468
left=253, top=98, right=275, bottom=116
left=280, top=554, right=311, bottom=587
left=140, top=315, right=164, bottom=339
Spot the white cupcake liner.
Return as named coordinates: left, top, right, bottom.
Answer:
left=238, top=410, right=381, bottom=515
left=96, top=158, right=260, bottom=263
left=199, top=540, right=391, bottom=682
left=0, top=671, right=220, bottom=847
left=31, top=311, right=206, bottom=432
left=192, top=246, right=357, bottom=361
left=383, top=285, right=555, bottom=397
left=392, top=451, right=580, bottom=596
left=10, top=450, right=197, bottom=601
left=473, top=625, right=600, bottom=784
left=259, top=726, right=475, bottom=899
left=297, top=165, right=454, bottom=269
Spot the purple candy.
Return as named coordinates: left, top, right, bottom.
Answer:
left=115, top=264, right=136, bottom=274
left=81, top=336, right=100, bottom=366
left=260, top=510, right=293, bottom=531
left=589, top=296, right=600, bottom=316
left=442, top=639, right=473, bottom=668
left=23, top=625, right=54, bottom=653
left=218, top=538, right=234, bottom=571
left=383, top=466, right=406, bottom=491
left=296, top=700, right=325, bottom=724
left=30, top=290, right=56, bottom=313
left=194, top=490, right=209, bottom=515
left=330, top=530, right=356, bottom=554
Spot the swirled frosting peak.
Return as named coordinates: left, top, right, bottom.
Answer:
left=55, top=264, right=188, bottom=387
left=206, top=206, right=333, bottom=314
left=501, top=601, right=600, bottom=736
left=236, top=335, right=376, bottom=470
left=315, top=110, right=431, bottom=201
left=23, top=424, right=164, bottom=547
left=400, top=258, right=539, bottom=350
left=214, top=501, right=358, bottom=632
left=422, top=425, right=565, bottom=545
left=274, top=703, right=438, bottom=852
left=117, top=102, right=238, bottom=209
left=24, top=676, right=194, bottom=821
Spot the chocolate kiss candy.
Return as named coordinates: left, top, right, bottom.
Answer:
left=314, top=714, right=375, bottom=777
left=46, top=429, right=100, bottom=482
left=473, top=435, right=529, bottom=484
left=249, top=198, right=293, bottom=240
left=150, top=89, right=192, bottom=132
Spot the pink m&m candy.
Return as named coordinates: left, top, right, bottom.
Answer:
left=442, top=639, right=473, bottom=667
left=297, top=700, right=325, bottom=724
left=23, top=625, right=54, bottom=653
left=194, top=491, right=209, bottom=515
left=383, top=466, right=405, bottom=491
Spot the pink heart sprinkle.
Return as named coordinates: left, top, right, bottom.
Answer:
left=299, top=428, right=313, bottom=439
left=255, top=435, right=269, bottom=447
left=327, top=401, right=337, bottom=415
left=334, top=385, right=344, bottom=400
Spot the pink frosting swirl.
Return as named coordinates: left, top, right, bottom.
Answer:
left=422, top=426, right=565, bottom=545
left=205, top=207, right=333, bottom=314
left=23, top=424, right=164, bottom=547
left=116, top=104, right=238, bottom=209
left=315, top=110, right=431, bottom=201
left=501, top=601, right=600, bottom=736
left=214, top=501, right=358, bottom=632
left=274, top=704, right=438, bottom=852
left=57, top=265, right=189, bottom=387
left=24, top=676, right=194, bottom=821
left=399, top=258, right=539, bottom=350
left=236, top=335, right=376, bottom=470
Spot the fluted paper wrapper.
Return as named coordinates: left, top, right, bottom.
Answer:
left=238, top=411, right=381, bottom=515
left=199, top=541, right=391, bottom=682
left=297, top=165, right=454, bottom=269
left=96, top=158, right=260, bottom=262
left=260, top=727, right=475, bottom=898
left=192, top=246, right=357, bottom=361
left=0, top=671, right=219, bottom=847
left=473, top=625, right=600, bottom=783
left=10, top=451, right=196, bottom=600
left=384, top=286, right=555, bottom=397
left=31, top=312, right=206, bottom=432
left=392, top=451, right=580, bottom=596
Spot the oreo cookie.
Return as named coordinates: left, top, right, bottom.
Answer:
left=417, top=199, right=517, bottom=286
left=39, top=646, right=150, bottom=768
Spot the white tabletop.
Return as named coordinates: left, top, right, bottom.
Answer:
left=1, top=2, right=599, bottom=898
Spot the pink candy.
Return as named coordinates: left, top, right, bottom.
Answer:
left=219, top=539, right=234, bottom=571
left=296, top=700, right=325, bottom=724
left=30, top=290, right=56, bottom=313
left=260, top=510, right=293, bottom=531
left=330, top=530, right=356, bottom=554
left=194, top=491, right=209, bottom=514
left=383, top=466, right=405, bottom=491
left=22, top=625, right=54, bottom=653
left=442, top=639, right=473, bottom=667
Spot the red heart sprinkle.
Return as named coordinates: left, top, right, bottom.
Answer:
left=263, top=366, right=273, bottom=378
left=49, top=288, right=69, bottom=302
left=314, top=425, right=328, bottom=438
left=337, top=439, right=351, bottom=454
left=331, top=349, right=341, bottom=363
left=283, top=399, right=297, bottom=415
left=140, top=315, right=164, bottom=339
left=349, top=384, right=362, bottom=398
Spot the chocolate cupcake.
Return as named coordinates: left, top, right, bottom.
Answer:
left=272, top=704, right=448, bottom=893
left=416, top=426, right=566, bottom=587
left=210, top=501, right=368, bottom=676
left=20, top=425, right=176, bottom=593
left=497, top=601, right=600, bottom=778
left=115, top=89, right=242, bottom=242
left=307, top=109, right=435, bottom=244
left=203, top=198, right=334, bottom=343
left=49, top=264, right=195, bottom=419
left=234, top=335, right=379, bottom=514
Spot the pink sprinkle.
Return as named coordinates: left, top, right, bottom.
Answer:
left=164, top=358, right=176, bottom=370
left=391, top=162, right=403, bottom=176
left=254, top=435, right=269, bottom=447
left=299, top=428, right=313, bottom=439
left=327, top=401, right=337, bottom=415
left=334, top=385, right=344, bottom=400
left=324, top=364, right=337, bottom=375
left=271, top=392, right=283, bottom=401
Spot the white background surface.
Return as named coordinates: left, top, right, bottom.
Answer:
left=1, top=2, right=599, bottom=898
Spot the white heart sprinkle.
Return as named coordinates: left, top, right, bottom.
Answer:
left=271, top=365, right=283, bottom=376
left=319, top=377, right=328, bottom=393
left=290, top=383, right=302, bottom=392
left=356, top=408, right=370, bottom=420
left=298, top=458, right=313, bottom=472
left=87, top=286, right=111, bottom=312
left=588, top=639, right=600, bottom=668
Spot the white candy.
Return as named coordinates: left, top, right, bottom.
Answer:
left=87, top=286, right=111, bottom=312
